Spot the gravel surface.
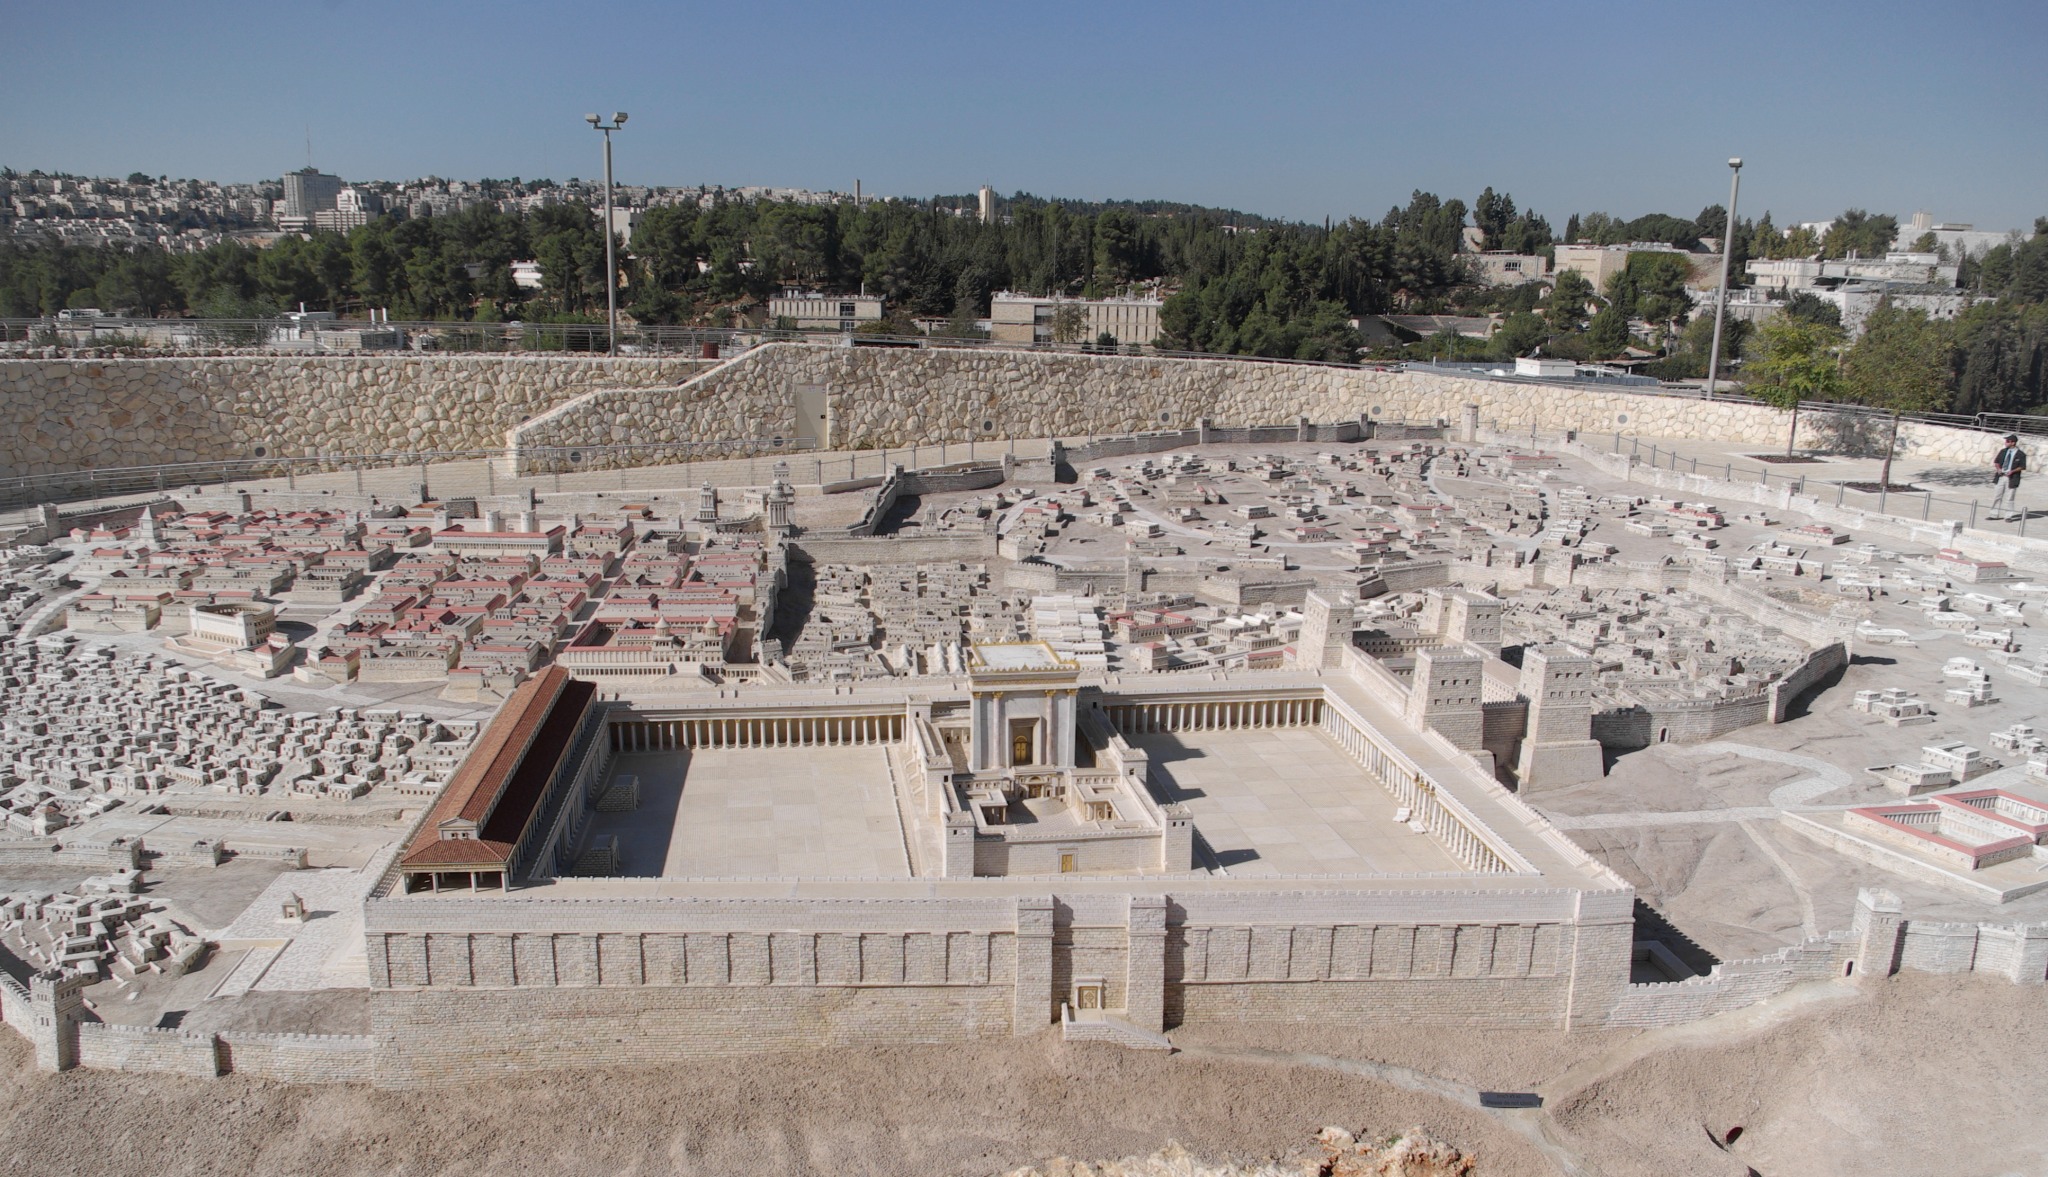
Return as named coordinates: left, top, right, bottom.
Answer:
left=0, top=971, right=2037, bottom=1176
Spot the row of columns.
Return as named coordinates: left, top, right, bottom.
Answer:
left=1107, top=697, right=1321, bottom=735
left=610, top=714, right=904, bottom=752
left=1318, top=703, right=1508, bottom=874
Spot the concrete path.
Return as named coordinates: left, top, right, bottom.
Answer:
left=1545, top=741, right=1857, bottom=830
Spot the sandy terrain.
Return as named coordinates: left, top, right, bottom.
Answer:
left=0, top=970, right=2036, bottom=1177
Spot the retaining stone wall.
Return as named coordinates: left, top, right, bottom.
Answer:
left=510, top=345, right=2008, bottom=472
left=215, top=1032, right=374, bottom=1083
left=74, top=1022, right=220, bottom=1076
left=7, top=347, right=2017, bottom=483
left=0, top=355, right=710, bottom=476
left=367, top=984, right=1015, bottom=1087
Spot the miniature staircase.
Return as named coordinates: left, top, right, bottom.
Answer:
left=1060, top=1003, right=1173, bottom=1051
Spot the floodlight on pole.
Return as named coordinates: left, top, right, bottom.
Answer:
left=585, top=112, right=629, bottom=357
left=1705, top=157, right=1743, bottom=399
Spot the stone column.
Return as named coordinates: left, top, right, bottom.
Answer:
left=1125, top=895, right=1168, bottom=1031
left=970, top=692, right=1000, bottom=772
left=1051, top=690, right=1077, bottom=770
left=1014, top=897, right=1055, bottom=1034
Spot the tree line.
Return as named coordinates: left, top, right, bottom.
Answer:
left=4, top=189, right=2046, bottom=416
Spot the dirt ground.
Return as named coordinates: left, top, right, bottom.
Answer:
left=0, top=970, right=2036, bottom=1177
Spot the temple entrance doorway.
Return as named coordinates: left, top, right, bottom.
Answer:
left=1010, top=719, right=1037, bottom=767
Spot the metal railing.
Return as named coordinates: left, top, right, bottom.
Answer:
left=1609, top=431, right=2046, bottom=540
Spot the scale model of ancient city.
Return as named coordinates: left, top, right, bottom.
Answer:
left=3, top=344, right=2047, bottom=1109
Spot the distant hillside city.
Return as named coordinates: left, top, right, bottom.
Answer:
left=3, top=165, right=2046, bottom=417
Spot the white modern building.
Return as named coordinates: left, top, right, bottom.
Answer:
left=768, top=291, right=886, bottom=332
left=989, top=292, right=1164, bottom=348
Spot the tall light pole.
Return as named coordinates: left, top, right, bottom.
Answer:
left=1704, top=156, right=1742, bottom=398
left=584, top=111, right=628, bottom=356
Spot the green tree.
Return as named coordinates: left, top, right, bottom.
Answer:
left=1545, top=270, right=1593, bottom=334
left=1490, top=311, right=1547, bottom=360
left=1822, top=209, right=1900, bottom=260
left=1091, top=209, right=1140, bottom=287
left=1586, top=301, right=1629, bottom=359
left=1780, top=291, right=1842, bottom=329
left=1840, top=302, right=1956, bottom=487
left=1746, top=316, right=1844, bottom=454
left=1049, top=302, right=1088, bottom=344
left=1473, top=188, right=1513, bottom=250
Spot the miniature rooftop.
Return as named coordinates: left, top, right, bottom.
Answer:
left=969, top=641, right=1071, bottom=672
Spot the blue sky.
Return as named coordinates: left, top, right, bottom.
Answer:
left=4, top=0, right=2044, bottom=232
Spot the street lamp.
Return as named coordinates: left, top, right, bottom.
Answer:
left=584, top=111, right=629, bottom=356
left=1705, top=156, right=1742, bottom=398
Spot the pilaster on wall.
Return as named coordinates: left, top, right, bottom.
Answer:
left=1014, top=896, right=1055, bottom=1034
left=1126, top=895, right=1167, bottom=1032
left=1566, top=890, right=1635, bottom=1028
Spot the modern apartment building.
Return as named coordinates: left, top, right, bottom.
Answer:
left=988, top=292, right=1164, bottom=347
left=280, top=168, right=344, bottom=221
left=768, top=291, right=886, bottom=332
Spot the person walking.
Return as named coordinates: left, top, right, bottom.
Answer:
left=1991, top=434, right=2028, bottom=520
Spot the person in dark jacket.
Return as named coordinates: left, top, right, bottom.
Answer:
left=1992, top=434, right=2028, bottom=520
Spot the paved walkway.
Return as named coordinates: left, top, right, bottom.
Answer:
left=1544, top=741, right=1860, bottom=831
left=209, top=847, right=398, bottom=991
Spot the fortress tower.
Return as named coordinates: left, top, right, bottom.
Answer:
left=1514, top=645, right=1605, bottom=789
left=1407, top=646, right=1485, bottom=752
left=1293, top=590, right=1355, bottom=670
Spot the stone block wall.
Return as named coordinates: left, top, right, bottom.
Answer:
left=1768, top=642, right=1849, bottom=722
left=1605, top=891, right=2048, bottom=1028
left=74, top=1022, right=221, bottom=1076
left=0, top=355, right=709, bottom=476
left=214, top=1032, right=376, bottom=1084
left=368, top=983, right=1015, bottom=1088
left=0, top=974, right=27, bottom=1030
left=511, top=344, right=2010, bottom=471
left=5, top=345, right=2018, bottom=482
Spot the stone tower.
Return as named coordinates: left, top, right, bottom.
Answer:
left=28, top=969, right=87, bottom=1071
left=765, top=480, right=795, bottom=534
left=696, top=482, right=718, bottom=524
left=1514, top=645, right=1605, bottom=789
left=1445, top=590, right=1503, bottom=657
left=1406, top=646, right=1485, bottom=752
left=1293, top=590, right=1355, bottom=670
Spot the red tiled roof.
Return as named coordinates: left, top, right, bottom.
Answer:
left=398, top=666, right=595, bottom=874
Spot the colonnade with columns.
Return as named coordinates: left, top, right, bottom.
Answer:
left=1103, top=695, right=1321, bottom=735
left=610, top=712, right=904, bottom=752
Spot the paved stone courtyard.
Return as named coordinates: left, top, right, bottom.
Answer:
left=1133, top=728, right=1466, bottom=876
left=588, top=747, right=909, bottom=878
